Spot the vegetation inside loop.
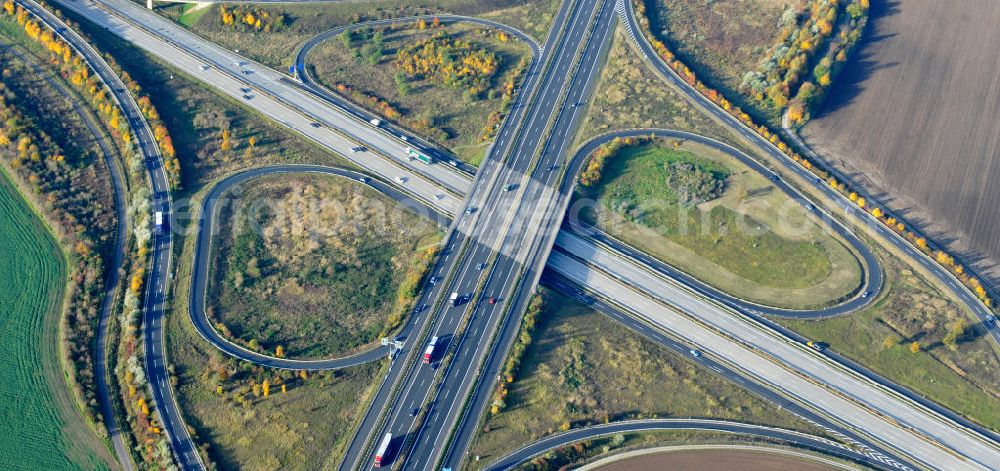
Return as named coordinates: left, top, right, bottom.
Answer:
left=209, top=174, right=441, bottom=359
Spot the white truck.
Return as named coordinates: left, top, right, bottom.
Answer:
left=154, top=211, right=165, bottom=235
left=450, top=292, right=460, bottom=307
left=373, top=433, right=392, bottom=468
left=369, top=118, right=382, bottom=126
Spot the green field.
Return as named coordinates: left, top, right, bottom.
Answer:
left=466, top=289, right=815, bottom=466
left=0, top=172, right=112, bottom=469
left=580, top=141, right=862, bottom=309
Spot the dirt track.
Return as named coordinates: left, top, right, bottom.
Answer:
left=802, top=0, right=1000, bottom=286
left=594, top=449, right=839, bottom=471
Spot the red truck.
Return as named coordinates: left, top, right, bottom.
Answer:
left=423, top=336, right=439, bottom=364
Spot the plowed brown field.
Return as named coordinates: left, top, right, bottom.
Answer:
left=802, top=0, right=1000, bottom=285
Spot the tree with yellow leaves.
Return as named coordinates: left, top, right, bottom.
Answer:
left=130, top=270, right=145, bottom=294
left=220, top=128, right=232, bottom=151
left=262, top=379, right=270, bottom=397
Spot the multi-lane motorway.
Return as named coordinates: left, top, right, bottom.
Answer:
left=39, top=0, right=1000, bottom=469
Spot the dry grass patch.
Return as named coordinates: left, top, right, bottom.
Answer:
left=154, top=0, right=558, bottom=70
left=645, top=0, right=788, bottom=120
left=467, top=289, right=817, bottom=467
left=576, top=26, right=734, bottom=146
left=209, top=174, right=441, bottom=358
left=309, top=22, right=531, bottom=165
left=777, top=242, right=1000, bottom=431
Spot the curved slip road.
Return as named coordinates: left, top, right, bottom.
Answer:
left=52, top=0, right=1000, bottom=468
left=189, top=165, right=450, bottom=370
left=560, top=128, right=881, bottom=319
left=617, top=0, right=1000, bottom=344
left=292, top=14, right=541, bottom=177
left=18, top=0, right=205, bottom=468
left=0, top=37, right=135, bottom=470
left=536, top=274, right=914, bottom=471
left=485, top=417, right=901, bottom=471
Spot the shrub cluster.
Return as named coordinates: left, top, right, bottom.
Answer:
left=6, top=3, right=182, bottom=466
left=218, top=6, right=286, bottom=33
left=490, top=294, right=544, bottom=415
left=395, top=31, right=500, bottom=98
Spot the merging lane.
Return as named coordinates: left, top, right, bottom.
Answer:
left=349, top=0, right=607, bottom=468
left=50, top=0, right=1000, bottom=469
left=17, top=0, right=202, bottom=468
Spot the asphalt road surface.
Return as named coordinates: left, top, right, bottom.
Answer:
left=548, top=248, right=1000, bottom=470
left=188, top=165, right=449, bottom=370
left=17, top=0, right=203, bottom=468
left=46, top=0, right=1000, bottom=469
left=534, top=274, right=913, bottom=471
left=346, top=0, right=611, bottom=468
left=486, top=417, right=898, bottom=471
left=292, top=14, right=542, bottom=177
left=619, top=0, right=1000, bottom=347
left=2, top=36, right=135, bottom=471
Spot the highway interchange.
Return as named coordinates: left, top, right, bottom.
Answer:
left=25, top=0, right=1000, bottom=469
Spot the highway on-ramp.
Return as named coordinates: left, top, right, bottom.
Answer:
left=16, top=0, right=203, bottom=468
left=486, top=417, right=898, bottom=471
left=46, top=0, right=1000, bottom=469
left=618, top=0, right=1000, bottom=347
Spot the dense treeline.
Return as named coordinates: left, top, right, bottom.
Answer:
left=635, top=0, right=994, bottom=310
left=0, top=3, right=125, bottom=433
left=3, top=3, right=181, bottom=467
left=0, top=67, right=115, bottom=424
left=735, top=0, right=868, bottom=123
left=786, top=0, right=869, bottom=125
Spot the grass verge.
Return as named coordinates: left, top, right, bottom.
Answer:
left=310, top=21, right=531, bottom=165
left=577, top=138, right=861, bottom=309
left=775, top=239, right=1000, bottom=431
left=153, top=0, right=559, bottom=70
